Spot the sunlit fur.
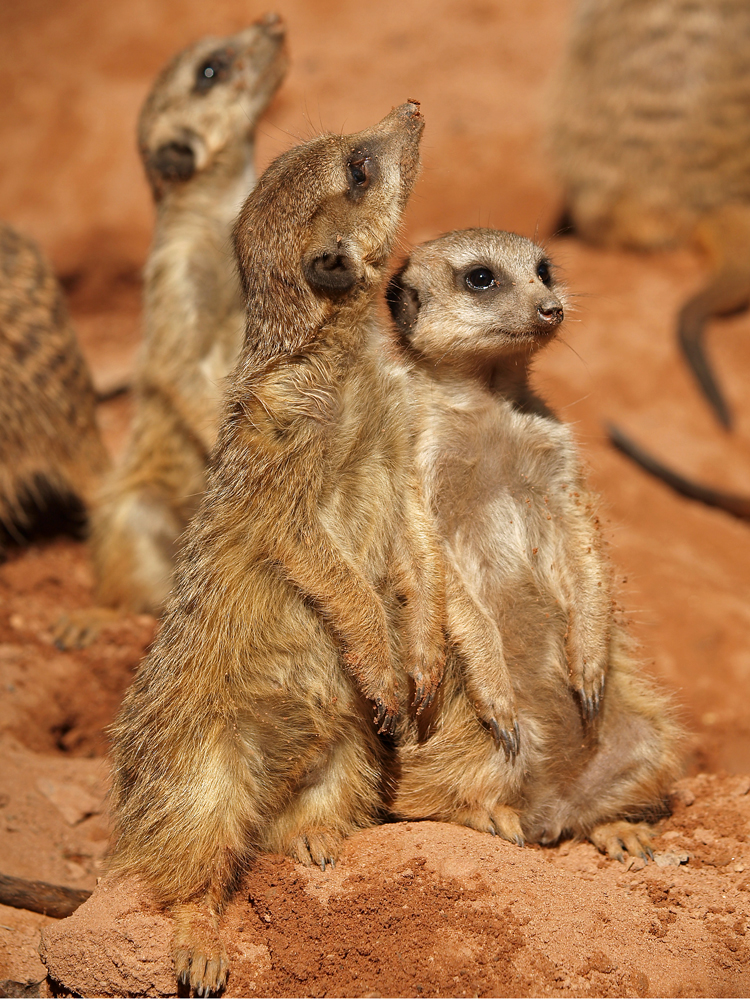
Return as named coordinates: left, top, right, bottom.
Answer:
left=0, top=222, right=109, bottom=550
left=388, top=229, right=684, bottom=854
left=551, top=0, right=750, bottom=250
left=107, top=104, right=445, bottom=995
left=55, top=19, right=288, bottom=648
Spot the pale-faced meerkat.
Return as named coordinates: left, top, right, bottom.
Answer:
left=106, top=103, right=445, bottom=995
left=0, top=221, right=109, bottom=554
left=55, top=16, right=288, bottom=647
left=386, top=228, right=683, bottom=857
left=551, top=0, right=750, bottom=428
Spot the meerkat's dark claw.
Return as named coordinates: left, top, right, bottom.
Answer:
left=374, top=699, right=397, bottom=735
left=489, top=719, right=520, bottom=762
left=513, top=833, right=525, bottom=847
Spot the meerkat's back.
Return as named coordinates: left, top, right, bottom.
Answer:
left=551, top=0, right=750, bottom=427
left=0, top=221, right=108, bottom=550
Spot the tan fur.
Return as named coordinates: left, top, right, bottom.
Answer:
left=387, top=228, right=684, bottom=856
left=107, top=104, right=445, bottom=995
left=55, top=18, right=288, bottom=647
left=551, top=0, right=750, bottom=427
left=0, top=221, right=109, bottom=551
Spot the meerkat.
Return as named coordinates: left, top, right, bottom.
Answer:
left=550, top=0, right=750, bottom=428
left=0, top=221, right=109, bottom=554
left=106, top=103, right=445, bottom=995
left=55, top=16, right=288, bottom=647
left=386, top=228, right=683, bottom=857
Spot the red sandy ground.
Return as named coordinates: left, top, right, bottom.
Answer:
left=0, top=0, right=749, bottom=996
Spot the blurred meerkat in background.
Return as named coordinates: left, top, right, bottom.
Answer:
left=0, top=221, right=109, bottom=556
left=551, top=0, right=750, bottom=429
left=55, top=16, right=288, bottom=647
left=387, top=228, right=684, bottom=858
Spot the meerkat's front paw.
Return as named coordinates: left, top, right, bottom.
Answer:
left=589, top=820, right=654, bottom=863
left=573, top=669, right=607, bottom=724
left=470, top=694, right=520, bottom=763
left=373, top=696, right=399, bottom=735
left=172, top=902, right=228, bottom=997
left=342, top=650, right=401, bottom=733
left=454, top=803, right=525, bottom=846
left=52, top=607, right=122, bottom=649
left=286, top=826, right=344, bottom=872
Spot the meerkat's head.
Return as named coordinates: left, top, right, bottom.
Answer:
left=138, top=15, right=287, bottom=199
left=387, top=228, right=565, bottom=371
left=233, top=102, right=424, bottom=347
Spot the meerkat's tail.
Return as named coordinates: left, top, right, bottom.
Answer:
left=607, top=422, right=750, bottom=522
left=677, top=204, right=750, bottom=430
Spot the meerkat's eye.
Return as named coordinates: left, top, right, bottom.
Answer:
left=465, top=267, right=496, bottom=291
left=537, top=260, right=552, bottom=286
left=195, top=49, right=233, bottom=92
left=348, top=156, right=371, bottom=188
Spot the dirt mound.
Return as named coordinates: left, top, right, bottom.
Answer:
left=40, top=775, right=750, bottom=997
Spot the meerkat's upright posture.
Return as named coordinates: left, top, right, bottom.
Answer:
left=551, top=0, right=750, bottom=427
left=56, top=17, right=287, bottom=646
left=387, top=229, right=683, bottom=857
left=0, top=222, right=109, bottom=553
left=107, top=103, right=445, bottom=995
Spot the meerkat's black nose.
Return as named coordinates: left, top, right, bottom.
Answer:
left=538, top=302, right=564, bottom=325
left=260, top=12, right=285, bottom=37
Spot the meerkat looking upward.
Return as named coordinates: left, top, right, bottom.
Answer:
left=106, top=103, right=445, bottom=996
left=0, top=221, right=109, bottom=555
left=55, top=16, right=288, bottom=647
left=387, top=229, right=683, bottom=857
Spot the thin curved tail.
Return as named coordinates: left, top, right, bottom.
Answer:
left=677, top=205, right=750, bottom=430
left=607, top=422, right=750, bottom=522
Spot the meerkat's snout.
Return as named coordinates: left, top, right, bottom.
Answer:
left=537, top=298, right=563, bottom=326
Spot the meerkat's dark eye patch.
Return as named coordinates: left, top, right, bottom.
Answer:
left=149, top=142, right=196, bottom=182
left=386, top=268, right=420, bottom=337
left=195, top=48, right=233, bottom=92
left=304, top=253, right=359, bottom=295
left=537, top=259, right=552, bottom=286
left=465, top=267, right=496, bottom=291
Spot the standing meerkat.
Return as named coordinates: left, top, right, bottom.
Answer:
left=107, top=103, right=445, bottom=995
left=387, top=229, right=683, bottom=857
left=550, top=0, right=750, bottom=428
left=0, top=221, right=109, bottom=553
left=55, top=16, right=288, bottom=647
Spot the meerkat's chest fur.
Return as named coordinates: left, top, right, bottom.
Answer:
left=422, top=379, right=578, bottom=590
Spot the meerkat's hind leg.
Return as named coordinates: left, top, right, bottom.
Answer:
left=267, top=724, right=383, bottom=871
left=589, top=820, right=654, bottom=864
left=53, top=606, right=123, bottom=649
left=172, top=899, right=229, bottom=997
left=287, top=827, right=341, bottom=871
left=453, top=803, right=524, bottom=846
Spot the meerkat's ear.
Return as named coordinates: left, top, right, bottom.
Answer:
left=385, top=265, right=420, bottom=335
left=304, top=252, right=359, bottom=294
left=148, top=141, right=197, bottom=183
